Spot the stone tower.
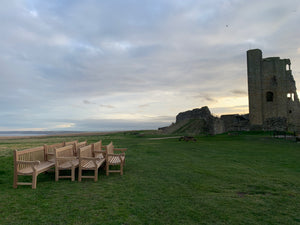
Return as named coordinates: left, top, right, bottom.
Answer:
left=247, top=49, right=300, bottom=132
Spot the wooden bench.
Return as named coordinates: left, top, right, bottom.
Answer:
left=13, top=146, right=55, bottom=189
left=78, top=144, right=106, bottom=182
left=105, top=142, right=127, bottom=176
left=54, top=144, right=79, bottom=181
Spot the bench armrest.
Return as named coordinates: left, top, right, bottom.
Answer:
left=80, top=157, right=104, bottom=167
left=16, top=160, right=40, bottom=165
left=106, top=153, right=125, bottom=157
left=16, top=160, right=41, bottom=172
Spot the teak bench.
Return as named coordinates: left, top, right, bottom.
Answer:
left=13, top=146, right=55, bottom=189
left=106, top=142, right=127, bottom=176
left=78, top=142, right=106, bottom=182
left=13, top=140, right=78, bottom=189
left=54, top=144, right=79, bottom=181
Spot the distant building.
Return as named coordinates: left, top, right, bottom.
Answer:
left=247, top=49, right=300, bottom=132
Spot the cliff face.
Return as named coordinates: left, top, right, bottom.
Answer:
left=159, top=106, right=250, bottom=135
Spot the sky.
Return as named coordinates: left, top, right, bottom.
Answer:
left=1, top=0, right=300, bottom=131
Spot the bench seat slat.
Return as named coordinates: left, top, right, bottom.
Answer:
left=58, top=160, right=79, bottom=169
left=108, top=155, right=125, bottom=165
left=81, top=158, right=105, bottom=169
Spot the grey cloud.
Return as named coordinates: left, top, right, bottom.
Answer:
left=0, top=0, right=299, bottom=131
left=61, top=117, right=172, bottom=131
left=99, top=104, right=115, bottom=109
left=231, top=90, right=248, bottom=96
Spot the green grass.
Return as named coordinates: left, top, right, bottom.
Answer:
left=0, top=131, right=299, bottom=224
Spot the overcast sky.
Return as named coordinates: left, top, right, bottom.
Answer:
left=1, top=0, right=300, bottom=131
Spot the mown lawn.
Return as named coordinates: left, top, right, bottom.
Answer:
left=0, top=132, right=299, bottom=225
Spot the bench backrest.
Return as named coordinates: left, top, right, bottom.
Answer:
left=92, top=140, right=103, bottom=158
left=55, top=145, right=75, bottom=158
left=79, top=145, right=93, bottom=158
left=14, top=146, right=46, bottom=171
left=64, top=140, right=78, bottom=146
left=106, top=142, right=114, bottom=161
left=45, top=142, right=64, bottom=153
left=74, top=141, right=87, bottom=156
left=93, top=140, right=102, bottom=152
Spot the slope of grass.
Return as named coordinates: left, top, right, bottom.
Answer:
left=0, top=132, right=299, bottom=224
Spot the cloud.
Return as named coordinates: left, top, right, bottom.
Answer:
left=99, top=104, right=115, bottom=109
left=54, top=123, right=75, bottom=129
left=231, top=89, right=248, bottom=96
left=0, top=0, right=299, bottom=131
left=139, top=104, right=151, bottom=108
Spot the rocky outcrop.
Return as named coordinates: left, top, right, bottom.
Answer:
left=159, top=106, right=250, bottom=135
left=176, top=106, right=213, bottom=123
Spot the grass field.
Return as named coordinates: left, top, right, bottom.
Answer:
left=0, top=131, right=299, bottom=225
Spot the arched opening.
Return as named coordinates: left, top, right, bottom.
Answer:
left=287, top=93, right=295, bottom=101
left=266, top=91, right=274, bottom=102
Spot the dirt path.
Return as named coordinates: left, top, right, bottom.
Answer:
left=148, top=136, right=181, bottom=140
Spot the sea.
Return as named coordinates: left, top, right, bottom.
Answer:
left=0, top=131, right=83, bottom=137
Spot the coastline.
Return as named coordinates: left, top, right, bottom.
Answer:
left=0, top=131, right=124, bottom=140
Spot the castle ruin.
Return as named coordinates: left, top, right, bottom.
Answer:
left=159, top=49, right=300, bottom=135
left=247, top=49, right=300, bottom=132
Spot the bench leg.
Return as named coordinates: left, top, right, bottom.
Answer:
left=78, top=168, right=82, bottom=182
left=120, top=163, right=124, bottom=176
left=55, top=167, right=59, bottom=181
left=32, top=172, right=37, bottom=189
left=71, top=166, right=75, bottom=181
left=106, top=163, right=109, bottom=176
left=13, top=172, right=18, bottom=189
left=94, top=169, right=98, bottom=182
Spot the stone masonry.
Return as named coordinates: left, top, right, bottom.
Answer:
left=247, top=49, right=300, bottom=132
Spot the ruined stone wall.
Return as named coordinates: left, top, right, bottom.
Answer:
left=221, top=114, right=249, bottom=132
left=247, top=49, right=300, bottom=132
left=161, top=106, right=249, bottom=135
left=176, top=106, right=213, bottom=123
